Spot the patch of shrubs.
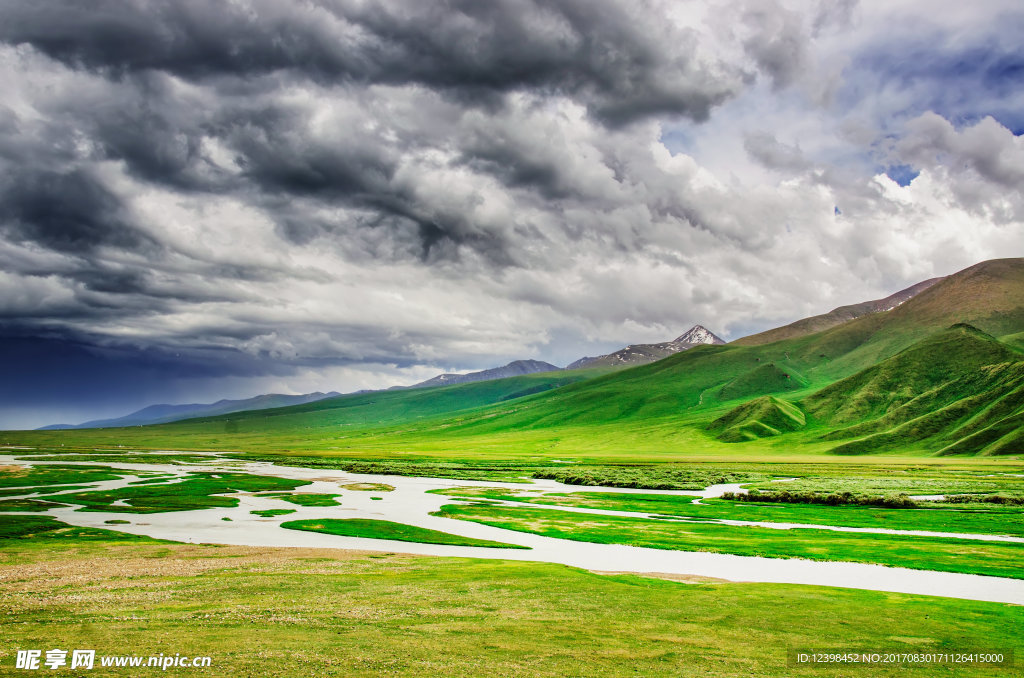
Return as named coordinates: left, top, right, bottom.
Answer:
left=532, top=467, right=766, bottom=491
left=940, top=494, right=1024, bottom=506
left=721, top=489, right=918, bottom=508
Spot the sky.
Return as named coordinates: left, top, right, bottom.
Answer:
left=1, top=0, right=1022, bottom=429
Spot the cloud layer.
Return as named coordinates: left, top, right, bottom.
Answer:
left=0, top=0, right=1021, bottom=427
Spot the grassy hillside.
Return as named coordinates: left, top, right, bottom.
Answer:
left=734, top=277, right=943, bottom=346
left=709, top=396, right=806, bottom=442
left=824, top=360, right=1024, bottom=456
left=804, top=324, right=1018, bottom=424
left=708, top=324, right=1024, bottom=455
left=1, top=370, right=609, bottom=454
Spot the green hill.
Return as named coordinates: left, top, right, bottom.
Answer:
left=717, top=363, right=808, bottom=401
left=821, top=359, right=1024, bottom=456
left=804, top=324, right=1018, bottom=425
left=708, top=396, right=806, bottom=442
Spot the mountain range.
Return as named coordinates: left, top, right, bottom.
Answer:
left=567, top=325, right=725, bottom=369
left=39, top=391, right=340, bottom=430
left=20, top=257, right=1024, bottom=459
left=409, top=359, right=562, bottom=389
left=40, top=325, right=723, bottom=429
left=734, top=277, right=943, bottom=346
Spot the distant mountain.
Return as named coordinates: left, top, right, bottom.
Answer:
left=39, top=391, right=340, bottom=430
left=733, top=277, right=943, bottom=346
left=410, top=359, right=561, bottom=389
left=567, top=325, right=725, bottom=369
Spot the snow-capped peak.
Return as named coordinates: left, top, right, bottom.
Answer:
left=674, top=325, right=726, bottom=345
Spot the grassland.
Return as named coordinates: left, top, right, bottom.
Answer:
left=434, top=503, right=1024, bottom=579
left=0, top=498, right=67, bottom=511
left=430, top=488, right=1024, bottom=536
left=0, top=464, right=127, bottom=489
left=280, top=518, right=528, bottom=549
left=0, top=516, right=1018, bottom=677
left=0, top=514, right=162, bottom=543
left=47, top=472, right=308, bottom=514
left=341, top=482, right=395, bottom=491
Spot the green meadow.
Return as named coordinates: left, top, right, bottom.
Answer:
left=429, top=487, right=1024, bottom=536
left=281, top=518, right=528, bottom=549
left=8, top=472, right=310, bottom=514
left=0, top=518, right=1020, bottom=678
left=432, top=503, right=1024, bottom=579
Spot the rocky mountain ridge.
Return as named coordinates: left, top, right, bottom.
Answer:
left=567, top=325, right=725, bottom=369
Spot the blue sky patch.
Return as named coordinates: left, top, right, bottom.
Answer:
left=885, top=164, right=920, bottom=187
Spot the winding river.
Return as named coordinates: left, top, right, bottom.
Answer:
left=1, top=453, right=1022, bottom=606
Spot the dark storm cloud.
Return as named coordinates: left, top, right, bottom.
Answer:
left=224, top=104, right=397, bottom=199
left=0, top=328, right=311, bottom=428
left=0, top=168, right=153, bottom=254
left=0, top=0, right=739, bottom=127
left=0, top=0, right=750, bottom=271
left=0, top=0, right=1020, bottom=429
left=459, top=133, right=578, bottom=201
left=211, top=100, right=521, bottom=264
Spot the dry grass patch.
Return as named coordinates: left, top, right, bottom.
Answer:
left=341, top=482, right=395, bottom=492
left=590, top=570, right=729, bottom=584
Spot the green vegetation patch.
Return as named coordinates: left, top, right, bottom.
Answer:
left=0, top=464, right=126, bottom=489
left=251, top=509, right=297, bottom=517
left=938, top=494, right=1024, bottom=506
left=434, top=503, right=1024, bottom=579
left=432, top=487, right=1024, bottom=537
left=712, top=497, right=1024, bottom=536
left=55, top=473, right=309, bottom=514
left=128, top=477, right=177, bottom=485
left=806, top=325, right=1016, bottom=426
left=0, top=499, right=68, bottom=512
left=431, top=487, right=702, bottom=513
left=281, top=518, right=528, bottom=549
left=723, top=489, right=918, bottom=508
left=746, top=472, right=1024, bottom=497
left=0, top=485, right=91, bottom=497
left=0, top=515, right=159, bottom=543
